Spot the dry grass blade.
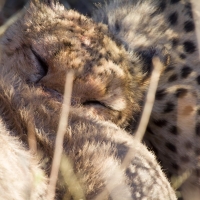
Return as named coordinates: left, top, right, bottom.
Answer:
left=46, top=71, right=74, bottom=200
left=60, top=155, right=86, bottom=200
left=171, top=171, right=191, bottom=190
left=134, top=56, right=163, bottom=141
left=121, top=56, right=163, bottom=170
left=27, top=117, right=37, bottom=155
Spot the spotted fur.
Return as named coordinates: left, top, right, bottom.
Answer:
left=93, top=0, right=200, bottom=199
left=0, top=0, right=176, bottom=199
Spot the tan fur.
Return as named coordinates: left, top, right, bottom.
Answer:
left=0, top=104, right=177, bottom=199
left=56, top=108, right=177, bottom=199
left=0, top=0, right=177, bottom=199
left=0, top=119, right=47, bottom=200
left=0, top=1, right=151, bottom=130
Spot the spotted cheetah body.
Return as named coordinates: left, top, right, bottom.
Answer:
left=94, top=0, right=200, bottom=198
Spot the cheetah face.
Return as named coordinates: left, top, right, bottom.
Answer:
left=0, top=0, right=148, bottom=128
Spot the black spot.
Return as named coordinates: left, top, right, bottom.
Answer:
left=169, top=126, right=178, bottom=135
left=179, top=53, right=186, bottom=59
left=98, top=53, right=103, bottom=59
left=175, top=88, right=188, bottom=98
left=196, top=123, right=200, bottom=136
left=180, top=155, right=190, bottom=163
left=170, top=0, right=180, bottom=4
left=63, top=41, right=72, bottom=47
left=153, top=119, right=167, bottom=127
left=98, top=72, right=103, bottom=77
left=151, top=0, right=166, bottom=15
left=171, top=38, right=179, bottom=47
left=125, top=168, right=133, bottom=177
left=137, top=48, right=156, bottom=75
left=116, top=143, right=129, bottom=160
left=164, top=102, right=175, bottom=113
left=198, top=109, right=200, bottom=115
left=185, top=2, right=193, bottom=19
left=168, top=12, right=178, bottom=25
left=107, top=51, right=111, bottom=57
left=184, top=21, right=195, bottom=32
left=196, top=169, right=200, bottom=177
left=164, top=66, right=174, bottom=73
left=195, top=148, right=200, bottom=155
left=172, top=162, right=179, bottom=170
left=117, top=113, right=123, bottom=121
left=185, top=141, right=192, bottom=149
left=196, top=75, right=200, bottom=85
left=115, top=20, right=120, bottom=32
left=159, top=1, right=166, bottom=12
left=183, top=40, right=196, bottom=53
left=156, top=89, right=167, bottom=100
left=147, top=127, right=154, bottom=135
left=181, top=65, right=192, bottom=78
left=166, top=142, right=177, bottom=152
left=149, top=141, right=158, bottom=155
left=7, top=38, right=12, bottom=42
left=168, top=74, right=178, bottom=82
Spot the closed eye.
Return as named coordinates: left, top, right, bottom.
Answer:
left=31, top=48, right=49, bottom=79
left=83, top=100, right=113, bottom=110
left=83, top=100, right=106, bottom=107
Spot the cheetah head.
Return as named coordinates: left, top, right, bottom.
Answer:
left=0, top=0, right=150, bottom=130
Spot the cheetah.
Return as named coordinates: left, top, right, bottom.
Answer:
left=0, top=119, right=47, bottom=200
left=0, top=107, right=177, bottom=200
left=0, top=0, right=176, bottom=199
left=93, top=0, right=200, bottom=199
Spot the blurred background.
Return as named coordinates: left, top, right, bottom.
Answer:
left=0, top=0, right=103, bottom=26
